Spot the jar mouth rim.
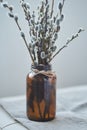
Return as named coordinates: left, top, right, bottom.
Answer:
left=31, top=64, right=51, bottom=71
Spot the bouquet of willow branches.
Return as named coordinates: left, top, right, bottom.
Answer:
left=0, top=0, right=84, bottom=65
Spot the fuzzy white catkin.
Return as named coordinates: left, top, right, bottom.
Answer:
left=20, top=31, right=25, bottom=38
left=9, top=5, right=14, bottom=11
left=26, top=3, right=30, bottom=9
left=2, top=1, right=8, bottom=8
left=40, top=51, right=46, bottom=59
left=8, top=12, right=14, bottom=18
left=14, top=14, right=18, bottom=21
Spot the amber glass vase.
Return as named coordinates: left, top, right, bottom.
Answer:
left=26, top=64, right=56, bottom=121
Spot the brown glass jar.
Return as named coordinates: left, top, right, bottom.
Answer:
left=26, top=64, right=56, bottom=121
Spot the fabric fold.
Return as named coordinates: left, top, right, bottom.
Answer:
left=0, top=86, right=87, bottom=130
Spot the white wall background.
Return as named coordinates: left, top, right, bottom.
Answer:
left=0, top=0, right=87, bottom=97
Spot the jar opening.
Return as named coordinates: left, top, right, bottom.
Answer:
left=31, top=64, right=51, bottom=71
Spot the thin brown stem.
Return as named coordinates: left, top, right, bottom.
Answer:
left=37, top=101, right=43, bottom=119
left=49, top=29, right=84, bottom=62
left=15, top=20, right=21, bottom=31
left=14, top=17, right=34, bottom=63
left=50, top=0, right=54, bottom=18
left=22, top=36, right=34, bottom=63
left=45, top=0, right=48, bottom=33
left=49, top=45, right=67, bottom=62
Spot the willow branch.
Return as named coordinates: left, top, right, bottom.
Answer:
left=50, top=0, right=54, bottom=17
left=45, top=0, right=48, bottom=33
left=22, top=36, right=34, bottom=63
left=15, top=19, right=34, bottom=63
left=55, top=0, right=65, bottom=22
left=49, top=29, right=84, bottom=62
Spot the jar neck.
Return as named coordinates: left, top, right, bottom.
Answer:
left=31, top=64, right=52, bottom=71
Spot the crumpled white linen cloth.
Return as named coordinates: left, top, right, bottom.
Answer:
left=0, top=85, right=87, bottom=130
